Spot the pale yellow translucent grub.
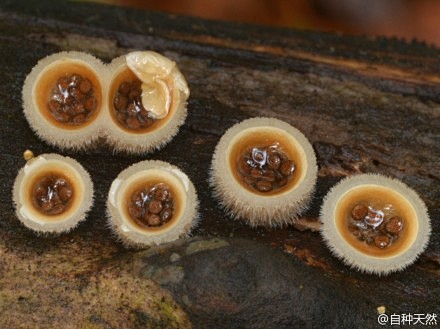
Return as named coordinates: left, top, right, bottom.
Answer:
left=105, top=51, right=190, bottom=154
left=23, top=149, right=34, bottom=161
left=139, top=78, right=170, bottom=119
left=126, top=51, right=189, bottom=119
left=23, top=51, right=189, bottom=154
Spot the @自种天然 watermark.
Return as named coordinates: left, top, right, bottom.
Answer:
left=377, top=313, right=438, bottom=326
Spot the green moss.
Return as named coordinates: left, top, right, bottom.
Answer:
left=152, top=297, right=185, bottom=329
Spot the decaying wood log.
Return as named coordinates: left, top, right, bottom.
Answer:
left=0, top=1, right=438, bottom=328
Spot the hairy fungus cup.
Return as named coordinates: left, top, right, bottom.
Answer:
left=320, top=174, right=431, bottom=274
left=23, top=51, right=189, bottom=153
left=13, top=154, right=94, bottom=233
left=107, top=160, right=198, bottom=247
left=210, top=117, right=318, bottom=227
left=105, top=51, right=190, bottom=154
left=22, top=52, right=105, bottom=149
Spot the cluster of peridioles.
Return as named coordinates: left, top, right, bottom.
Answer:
left=14, top=51, right=431, bottom=275
left=23, top=51, right=189, bottom=154
left=208, top=117, right=430, bottom=274
left=15, top=50, right=197, bottom=247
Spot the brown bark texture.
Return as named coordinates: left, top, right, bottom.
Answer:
left=0, top=1, right=438, bottom=328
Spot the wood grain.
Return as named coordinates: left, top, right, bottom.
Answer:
left=0, top=1, right=438, bottom=328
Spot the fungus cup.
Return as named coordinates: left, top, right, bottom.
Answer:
left=107, top=160, right=198, bottom=247
left=320, top=174, right=431, bottom=274
left=13, top=153, right=94, bottom=233
left=22, top=51, right=106, bottom=150
left=104, top=51, right=190, bottom=154
left=23, top=51, right=189, bottom=154
left=210, top=117, right=318, bottom=227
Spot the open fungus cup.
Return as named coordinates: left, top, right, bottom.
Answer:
left=107, top=160, right=199, bottom=247
left=23, top=51, right=189, bottom=154
left=22, top=51, right=106, bottom=149
left=13, top=154, right=94, bottom=233
left=320, top=174, right=431, bottom=274
left=210, top=117, right=318, bottom=227
left=105, top=51, right=190, bottom=154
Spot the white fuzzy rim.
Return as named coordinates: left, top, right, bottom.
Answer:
left=106, top=160, right=199, bottom=247
left=22, top=51, right=107, bottom=150
left=320, top=174, right=431, bottom=275
left=103, top=54, right=189, bottom=154
left=209, top=117, right=318, bottom=227
left=12, top=154, right=94, bottom=233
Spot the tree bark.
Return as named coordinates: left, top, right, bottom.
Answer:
left=0, top=1, right=438, bottom=328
